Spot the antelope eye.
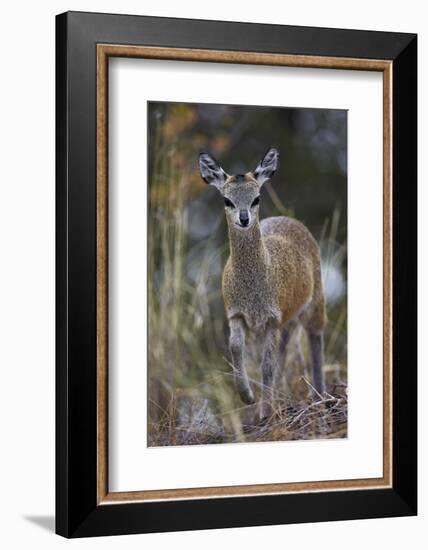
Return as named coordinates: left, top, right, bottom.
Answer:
left=224, top=197, right=235, bottom=208
left=251, top=196, right=260, bottom=207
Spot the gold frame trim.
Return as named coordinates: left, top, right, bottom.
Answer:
left=96, top=44, right=393, bottom=505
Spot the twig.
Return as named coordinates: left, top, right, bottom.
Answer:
left=301, top=375, right=324, bottom=400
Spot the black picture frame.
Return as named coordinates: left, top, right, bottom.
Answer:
left=56, top=10, right=417, bottom=538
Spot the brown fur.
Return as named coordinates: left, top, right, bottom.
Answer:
left=199, top=149, right=327, bottom=416
left=222, top=199, right=326, bottom=335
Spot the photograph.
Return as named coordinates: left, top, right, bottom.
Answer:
left=51, top=7, right=416, bottom=540
left=147, top=101, right=348, bottom=446
left=0, top=1, right=420, bottom=544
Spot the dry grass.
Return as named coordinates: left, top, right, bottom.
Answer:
left=148, top=344, right=348, bottom=447
left=148, top=372, right=347, bottom=447
left=147, top=106, right=347, bottom=447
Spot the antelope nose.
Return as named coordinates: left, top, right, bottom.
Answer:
left=239, top=210, right=249, bottom=226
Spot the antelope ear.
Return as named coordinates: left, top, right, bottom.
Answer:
left=199, top=152, right=228, bottom=192
left=253, top=147, right=279, bottom=186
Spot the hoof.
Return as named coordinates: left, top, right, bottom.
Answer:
left=258, top=414, right=270, bottom=426
left=260, top=403, right=274, bottom=422
left=239, top=388, right=255, bottom=405
left=309, top=386, right=325, bottom=400
left=235, top=377, right=255, bottom=405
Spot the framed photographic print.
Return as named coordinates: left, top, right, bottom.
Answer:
left=56, top=11, right=417, bottom=538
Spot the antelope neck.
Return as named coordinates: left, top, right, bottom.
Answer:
left=228, top=220, right=268, bottom=272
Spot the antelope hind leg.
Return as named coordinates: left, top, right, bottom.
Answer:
left=308, top=331, right=325, bottom=395
left=279, top=326, right=290, bottom=369
left=260, top=326, right=280, bottom=420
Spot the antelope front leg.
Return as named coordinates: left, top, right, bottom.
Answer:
left=260, top=326, right=280, bottom=420
left=229, top=318, right=254, bottom=405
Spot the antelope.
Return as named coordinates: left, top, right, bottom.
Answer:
left=199, top=147, right=327, bottom=419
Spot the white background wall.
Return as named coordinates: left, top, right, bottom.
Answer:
left=0, top=1, right=424, bottom=548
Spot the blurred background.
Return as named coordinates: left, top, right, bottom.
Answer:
left=147, top=101, right=348, bottom=446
